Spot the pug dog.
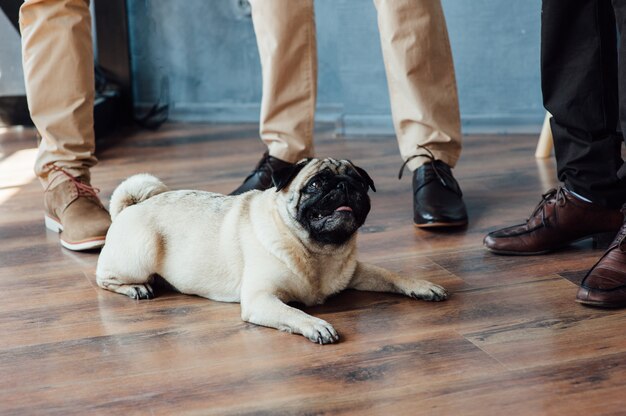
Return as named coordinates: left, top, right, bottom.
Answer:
left=96, top=158, right=448, bottom=344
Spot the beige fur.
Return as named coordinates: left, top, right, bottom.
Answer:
left=108, top=173, right=169, bottom=220
left=96, top=159, right=448, bottom=344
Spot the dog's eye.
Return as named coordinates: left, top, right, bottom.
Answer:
left=308, top=181, right=321, bottom=190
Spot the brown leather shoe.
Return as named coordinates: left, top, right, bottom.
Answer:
left=230, top=152, right=294, bottom=195
left=44, top=171, right=111, bottom=251
left=576, top=213, right=626, bottom=308
left=484, top=187, right=623, bottom=255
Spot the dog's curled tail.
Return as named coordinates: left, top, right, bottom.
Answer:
left=109, top=174, right=169, bottom=220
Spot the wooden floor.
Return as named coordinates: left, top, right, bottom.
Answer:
left=1, top=124, right=625, bottom=415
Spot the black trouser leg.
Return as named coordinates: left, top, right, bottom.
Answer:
left=542, top=0, right=626, bottom=208
left=613, top=0, right=626, bottom=183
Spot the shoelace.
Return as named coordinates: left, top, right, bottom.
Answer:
left=529, top=187, right=568, bottom=228
left=45, top=165, right=101, bottom=199
left=616, top=206, right=626, bottom=251
left=397, top=144, right=451, bottom=190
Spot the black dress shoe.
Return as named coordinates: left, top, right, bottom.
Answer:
left=399, top=147, right=467, bottom=228
left=230, top=152, right=294, bottom=195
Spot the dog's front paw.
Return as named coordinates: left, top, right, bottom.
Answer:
left=299, top=318, right=340, bottom=344
left=409, top=281, right=448, bottom=302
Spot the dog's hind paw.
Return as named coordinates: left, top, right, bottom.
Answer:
left=123, top=284, right=155, bottom=300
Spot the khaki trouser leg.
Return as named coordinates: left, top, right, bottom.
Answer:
left=374, top=0, right=462, bottom=171
left=248, top=0, right=317, bottom=163
left=20, top=0, right=97, bottom=189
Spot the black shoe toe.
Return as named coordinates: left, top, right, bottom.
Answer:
left=230, top=152, right=294, bottom=195
left=412, top=161, right=468, bottom=228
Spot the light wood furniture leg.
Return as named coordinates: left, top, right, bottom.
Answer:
left=535, top=112, right=553, bottom=159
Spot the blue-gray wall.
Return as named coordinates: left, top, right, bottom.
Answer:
left=0, top=12, right=24, bottom=96
left=128, top=0, right=543, bottom=134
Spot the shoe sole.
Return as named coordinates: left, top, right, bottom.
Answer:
left=414, top=220, right=468, bottom=229
left=575, top=298, right=626, bottom=308
left=484, top=246, right=552, bottom=256
left=45, top=215, right=106, bottom=251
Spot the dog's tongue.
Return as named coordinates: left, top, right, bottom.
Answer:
left=335, top=206, right=353, bottom=212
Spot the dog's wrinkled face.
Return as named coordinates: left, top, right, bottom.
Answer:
left=274, top=158, right=376, bottom=245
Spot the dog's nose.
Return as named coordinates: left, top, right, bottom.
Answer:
left=337, top=181, right=348, bottom=192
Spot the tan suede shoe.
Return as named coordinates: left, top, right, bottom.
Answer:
left=44, top=174, right=111, bottom=251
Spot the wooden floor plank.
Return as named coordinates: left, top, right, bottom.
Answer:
left=463, top=309, right=626, bottom=371
left=0, top=330, right=506, bottom=415
left=1, top=124, right=625, bottom=415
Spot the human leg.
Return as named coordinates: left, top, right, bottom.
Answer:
left=232, top=0, right=317, bottom=195
left=484, top=0, right=624, bottom=255
left=21, top=0, right=110, bottom=250
left=374, top=0, right=466, bottom=227
left=576, top=0, right=626, bottom=307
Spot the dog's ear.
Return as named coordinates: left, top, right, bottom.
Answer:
left=273, top=158, right=313, bottom=192
left=348, top=161, right=376, bottom=192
